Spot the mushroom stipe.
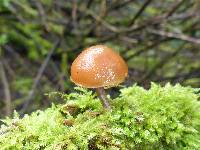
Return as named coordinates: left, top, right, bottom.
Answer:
left=70, top=45, right=128, bottom=109
left=96, top=87, right=111, bottom=109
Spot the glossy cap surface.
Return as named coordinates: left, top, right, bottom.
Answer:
left=70, top=45, right=128, bottom=88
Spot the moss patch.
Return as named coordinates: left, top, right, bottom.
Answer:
left=0, top=83, right=200, bottom=149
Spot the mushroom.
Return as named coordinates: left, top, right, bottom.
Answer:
left=70, top=45, right=128, bottom=109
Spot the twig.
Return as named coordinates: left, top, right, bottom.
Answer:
left=87, top=9, right=120, bottom=33
left=8, top=4, right=26, bottom=24
left=72, top=0, right=78, bottom=29
left=21, top=38, right=61, bottom=113
left=148, top=29, right=200, bottom=45
left=86, top=4, right=159, bottom=34
left=95, top=0, right=107, bottom=35
left=129, top=0, right=153, bottom=26
left=155, top=68, right=200, bottom=82
left=79, top=1, right=190, bottom=34
left=33, top=0, right=47, bottom=29
left=108, top=0, right=136, bottom=11
left=0, top=60, right=11, bottom=116
left=126, top=0, right=188, bottom=33
left=119, top=36, right=138, bottom=44
left=47, top=18, right=69, bottom=26
left=3, top=45, right=33, bottom=74
left=124, top=38, right=170, bottom=61
left=168, top=11, right=200, bottom=21
left=142, top=43, right=185, bottom=80
left=86, top=0, right=93, bottom=9
left=164, top=0, right=187, bottom=18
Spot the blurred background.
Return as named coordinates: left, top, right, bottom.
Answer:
left=0, top=0, right=199, bottom=117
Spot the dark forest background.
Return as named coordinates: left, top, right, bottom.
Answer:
left=0, top=0, right=199, bottom=117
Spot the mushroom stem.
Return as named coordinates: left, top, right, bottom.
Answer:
left=96, top=87, right=111, bottom=109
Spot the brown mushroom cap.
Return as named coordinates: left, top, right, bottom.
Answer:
left=70, top=45, right=128, bottom=88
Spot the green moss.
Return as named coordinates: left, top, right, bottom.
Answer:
left=0, top=83, right=200, bottom=150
